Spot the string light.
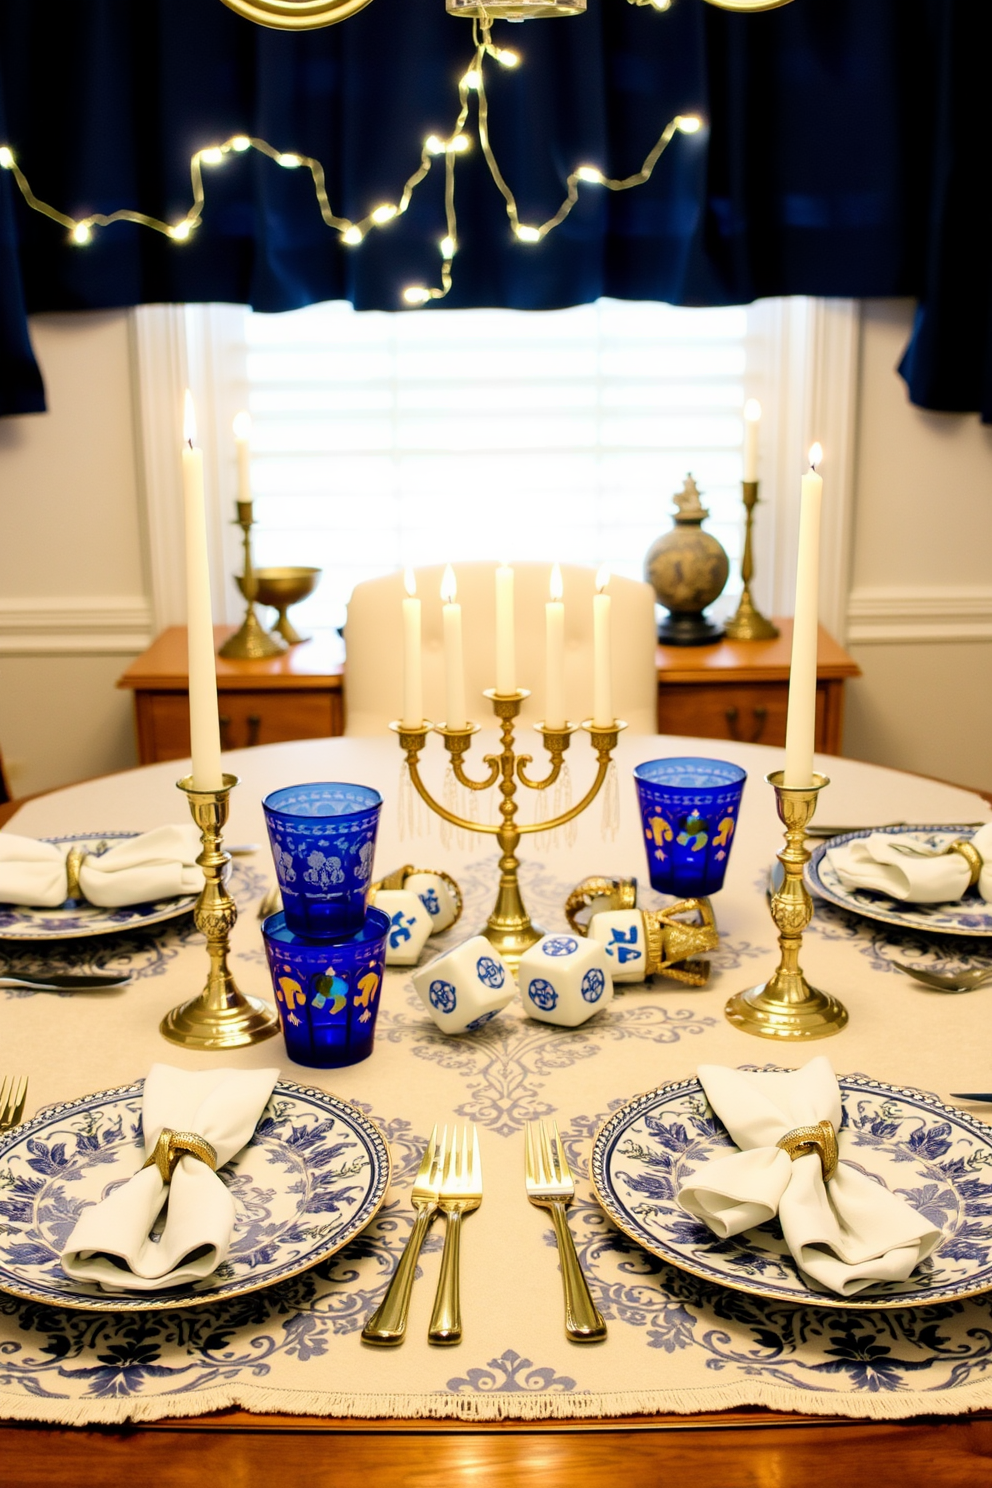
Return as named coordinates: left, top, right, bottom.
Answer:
left=0, top=16, right=705, bottom=308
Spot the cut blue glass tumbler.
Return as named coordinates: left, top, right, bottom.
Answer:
left=633, top=757, right=746, bottom=897
left=262, top=782, right=382, bottom=938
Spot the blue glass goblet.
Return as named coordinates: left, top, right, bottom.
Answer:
left=262, top=782, right=383, bottom=938
left=633, top=757, right=747, bottom=897
left=261, top=906, right=390, bottom=1069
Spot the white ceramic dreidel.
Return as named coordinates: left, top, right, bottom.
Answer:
left=404, top=870, right=462, bottom=934
left=518, top=933, right=614, bottom=1028
left=371, top=888, right=434, bottom=967
left=411, top=935, right=515, bottom=1034
left=587, top=908, right=650, bottom=983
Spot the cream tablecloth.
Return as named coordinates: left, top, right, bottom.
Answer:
left=1, top=734, right=991, bottom=1426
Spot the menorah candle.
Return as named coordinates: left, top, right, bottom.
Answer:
left=593, top=565, right=613, bottom=727
left=743, top=399, right=761, bottom=483
left=441, top=564, right=466, bottom=730
left=783, top=444, right=823, bottom=788
left=545, top=563, right=565, bottom=730
left=495, top=562, right=515, bottom=695
left=402, top=568, right=423, bottom=727
left=182, top=390, right=224, bottom=790
left=233, top=409, right=252, bottom=511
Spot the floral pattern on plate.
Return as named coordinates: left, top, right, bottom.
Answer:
left=807, top=826, right=992, bottom=938
left=0, top=1078, right=390, bottom=1311
left=591, top=1072, right=992, bottom=1309
left=0, top=833, right=199, bottom=941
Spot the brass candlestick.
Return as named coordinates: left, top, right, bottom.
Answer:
left=220, top=503, right=288, bottom=660
left=725, top=770, right=847, bottom=1040
left=724, top=481, right=779, bottom=642
left=160, top=773, right=280, bottom=1049
left=393, top=692, right=625, bottom=969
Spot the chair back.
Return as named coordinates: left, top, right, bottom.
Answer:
left=344, top=562, right=658, bottom=735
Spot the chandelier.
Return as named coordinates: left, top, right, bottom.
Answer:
left=220, top=0, right=794, bottom=28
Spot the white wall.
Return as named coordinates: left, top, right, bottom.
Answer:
left=0, top=312, right=151, bottom=795
left=0, top=299, right=989, bottom=798
left=844, top=300, right=992, bottom=794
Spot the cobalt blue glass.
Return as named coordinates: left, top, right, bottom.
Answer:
left=262, top=782, right=383, bottom=938
left=633, top=757, right=747, bottom=897
left=261, top=906, right=390, bottom=1069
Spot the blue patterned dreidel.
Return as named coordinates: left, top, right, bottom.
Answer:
left=261, top=905, right=390, bottom=1068
left=586, top=909, right=648, bottom=983
left=411, top=935, right=515, bottom=1035
left=403, top=870, right=462, bottom=934
left=262, top=782, right=383, bottom=939
left=518, top=933, right=614, bottom=1028
left=370, top=887, right=433, bottom=966
left=633, top=757, right=746, bottom=897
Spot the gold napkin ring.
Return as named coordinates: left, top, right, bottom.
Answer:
left=949, top=839, right=983, bottom=888
left=564, top=876, right=638, bottom=935
left=64, top=845, right=86, bottom=902
left=776, top=1120, right=838, bottom=1182
left=141, top=1127, right=218, bottom=1184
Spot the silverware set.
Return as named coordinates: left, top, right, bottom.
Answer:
left=0, top=1075, right=28, bottom=1133
left=363, top=1118, right=605, bottom=1348
left=0, top=971, right=132, bottom=991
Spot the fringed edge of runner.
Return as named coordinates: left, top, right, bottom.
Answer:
left=5, top=1374, right=992, bottom=1429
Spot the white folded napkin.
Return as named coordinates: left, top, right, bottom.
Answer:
left=678, top=1058, right=941, bottom=1297
left=61, top=1064, right=279, bottom=1291
left=0, top=825, right=202, bottom=908
left=826, top=823, right=992, bottom=905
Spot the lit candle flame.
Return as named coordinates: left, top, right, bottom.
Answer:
left=744, top=399, right=762, bottom=423
left=808, top=442, right=823, bottom=470
left=596, top=564, right=611, bottom=593
left=404, top=567, right=417, bottom=598
left=549, top=563, right=563, bottom=602
left=232, top=410, right=252, bottom=442
left=440, top=564, right=457, bottom=604
left=183, top=389, right=197, bottom=447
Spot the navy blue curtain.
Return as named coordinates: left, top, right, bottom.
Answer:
left=0, top=0, right=988, bottom=418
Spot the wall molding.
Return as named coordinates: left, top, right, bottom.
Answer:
left=0, top=596, right=153, bottom=655
left=846, top=586, right=992, bottom=644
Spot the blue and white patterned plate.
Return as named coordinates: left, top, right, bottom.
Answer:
left=592, top=1073, right=992, bottom=1309
left=0, top=833, right=199, bottom=941
left=0, top=1078, right=390, bottom=1311
left=807, top=826, right=992, bottom=938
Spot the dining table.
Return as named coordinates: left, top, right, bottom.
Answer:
left=2, top=731, right=992, bottom=1487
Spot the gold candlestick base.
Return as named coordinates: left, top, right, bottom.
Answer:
left=724, top=770, right=848, bottom=1041
left=220, top=606, right=287, bottom=660
left=160, top=773, right=280, bottom=1050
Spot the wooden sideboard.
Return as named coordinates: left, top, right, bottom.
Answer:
left=118, top=621, right=859, bottom=766
left=118, top=626, right=344, bottom=765
left=657, top=619, right=860, bottom=754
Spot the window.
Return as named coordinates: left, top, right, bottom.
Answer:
left=243, top=298, right=757, bottom=631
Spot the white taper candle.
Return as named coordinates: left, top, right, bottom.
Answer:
left=743, top=399, right=761, bottom=483
left=401, top=568, right=423, bottom=727
left=495, top=562, right=515, bottom=695
left=783, top=444, right=823, bottom=788
left=441, top=564, right=466, bottom=730
left=545, top=563, right=566, bottom=730
left=233, top=410, right=252, bottom=507
left=593, top=565, right=613, bottom=727
left=182, top=390, right=224, bottom=790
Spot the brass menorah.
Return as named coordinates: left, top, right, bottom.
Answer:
left=392, top=691, right=625, bottom=968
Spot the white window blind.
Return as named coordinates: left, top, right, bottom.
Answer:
left=243, top=297, right=755, bottom=631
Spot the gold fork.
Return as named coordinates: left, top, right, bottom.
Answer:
left=525, top=1119, right=607, bottom=1343
left=362, top=1125, right=447, bottom=1346
left=0, top=1075, right=28, bottom=1133
left=428, top=1125, right=482, bottom=1347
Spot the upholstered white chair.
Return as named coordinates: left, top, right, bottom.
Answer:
left=343, top=562, right=658, bottom=736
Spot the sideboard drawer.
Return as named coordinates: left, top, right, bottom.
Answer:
left=136, top=690, right=341, bottom=764
left=657, top=683, right=828, bottom=749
